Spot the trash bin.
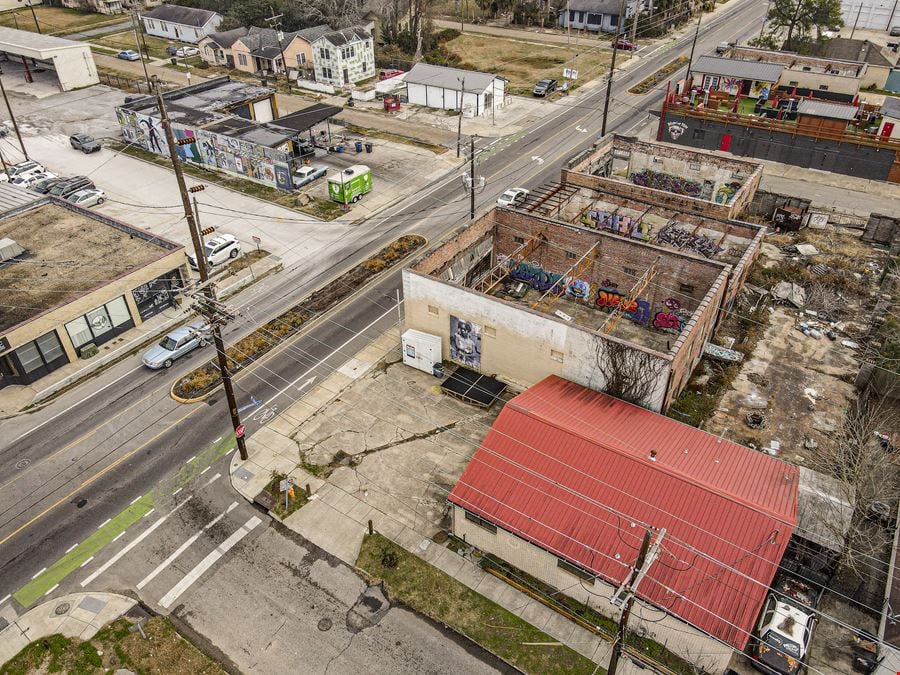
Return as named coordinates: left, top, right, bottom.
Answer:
left=432, top=363, right=444, bottom=378
left=336, top=145, right=345, bottom=153
left=354, top=141, right=363, bottom=153
left=365, top=142, right=373, bottom=153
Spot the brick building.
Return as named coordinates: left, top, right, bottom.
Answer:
left=403, top=207, right=731, bottom=412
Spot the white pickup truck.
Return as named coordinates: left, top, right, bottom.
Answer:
left=751, top=574, right=821, bottom=675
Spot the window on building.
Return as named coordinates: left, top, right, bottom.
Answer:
left=297, top=52, right=307, bottom=65
left=464, top=510, right=497, bottom=533
left=701, top=75, right=720, bottom=90
left=624, top=266, right=637, bottom=276
left=65, top=296, right=134, bottom=351
left=513, top=236, right=525, bottom=244
left=484, top=325, right=496, bottom=337
left=319, top=47, right=330, bottom=60
left=819, top=84, right=829, bottom=90
left=428, top=305, right=439, bottom=316
left=550, top=349, right=565, bottom=363
left=568, top=9, right=576, bottom=20
left=679, top=283, right=695, bottom=294
left=193, top=28, right=199, bottom=38
left=558, top=558, right=594, bottom=581
left=146, top=19, right=155, bottom=30
left=566, top=251, right=576, bottom=259
left=609, top=13, right=618, bottom=26
left=586, top=12, right=602, bottom=24
left=322, top=66, right=333, bottom=80
left=160, top=21, right=168, bottom=31
left=238, top=53, right=248, bottom=66
left=692, top=128, right=705, bottom=140
left=788, top=80, right=798, bottom=87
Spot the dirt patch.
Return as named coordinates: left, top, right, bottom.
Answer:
left=628, top=56, right=689, bottom=95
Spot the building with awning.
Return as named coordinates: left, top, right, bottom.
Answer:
left=691, top=55, right=783, bottom=98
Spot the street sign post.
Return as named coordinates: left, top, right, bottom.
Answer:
left=252, top=235, right=261, bottom=253
left=235, top=423, right=245, bottom=439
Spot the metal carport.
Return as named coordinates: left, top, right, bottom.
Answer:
left=0, top=26, right=99, bottom=92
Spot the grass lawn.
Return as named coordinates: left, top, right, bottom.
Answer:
left=356, top=534, right=600, bottom=674
left=0, top=616, right=224, bottom=675
left=90, top=30, right=176, bottom=60
left=0, top=6, right=118, bottom=35
left=442, top=33, right=610, bottom=94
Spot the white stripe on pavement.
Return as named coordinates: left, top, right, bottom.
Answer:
left=79, top=556, right=94, bottom=568
left=0, top=594, right=10, bottom=606
left=31, top=567, right=46, bottom=580
left=80, top=496, right=193, bottom=588
left=44, top=584, right=59, bottom=597
left=159, top=515, right=261, bottom=609
left=136, top=501, right=238, bottom=591
left=203, top=472, right=221, bottom=487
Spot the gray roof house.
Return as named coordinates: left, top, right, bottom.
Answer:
left=558, top=0, right=635, bottom=34
left=227, top=24, right=331, bottom=77
left=691, top=55, right=785, bottom=84
left=140, top=5, right=223, bottom=44
left=404, top=63, right=506, bottom=117
left=198, top=27, right=248, bottom=67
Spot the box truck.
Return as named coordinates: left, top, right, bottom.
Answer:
left=328, top=164, right=372, bottom=204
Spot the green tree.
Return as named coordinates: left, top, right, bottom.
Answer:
left=762, top=0, right=842, bottom=51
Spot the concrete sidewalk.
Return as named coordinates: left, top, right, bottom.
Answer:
left=228, top=327, right=644, bottom=674
left=0, top=592, right=136, bottom=666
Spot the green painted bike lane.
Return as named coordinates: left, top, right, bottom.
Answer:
left=14, top=435, right=236, bottom=607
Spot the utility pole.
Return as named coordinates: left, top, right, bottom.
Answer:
left=0, top=142, right=11, bottom=181
left=759, top=0, right=773, bottom=40
left=469, top=134, right=476, bottom=220
left=684, top=5, right=703, bottom=88
left=850, top=3, right=863, bottom=39
left=20, top=0, right=40, bottom=34
left=0, top=75, right=27, bottom=160
left=601, top=0, right=629, bottom=136
left=608, top=528, right=665, bottom=675
left=130, top=9, right=151, bottom=91
left=630, top=0, right=639, bottom=45
left=265, top=7, right=290, bottom=83
left=457, top=77, right=465, bottom=158
left=153, top=77, right=249, bottom=461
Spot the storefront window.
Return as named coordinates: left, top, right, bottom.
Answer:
left=106, top=296, right=131, bottom=327
left=10, top=330, right=67, bottom=381
left=65, top=296, right=136, bottom=351
left=132, top=271, right=181, bottom=321
left=35, top=332, right=64, bottom=362
left=86, top=306, right=113, bottom=338
left=66, top=316, right=93, bottom=349
left=16, top=341, right=44, bottom=373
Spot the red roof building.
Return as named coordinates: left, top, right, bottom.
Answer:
left=449, top=375, right=799, bottom=651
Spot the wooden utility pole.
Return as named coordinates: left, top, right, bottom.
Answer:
left=0, top=75, right=27, bottom=160
left=23, top=0, right=41, bottom=34
left=457, top=77, right=465, bottom=158
left=630, top=0, right=640, bottom=44
left=685, top=5, right=703, bottom=87
left=601, top=0, right=629, bottom=136
left=153, top=77, right=249, bottom=461
left=265, top=8, right=290, bottom=82
left=130, top=10, right=152, bottom=91
left=469, top=134, right=476, bottom=220
left=608, top=528, right=655, bottom=675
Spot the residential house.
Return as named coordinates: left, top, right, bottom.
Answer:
left=231, top=25, right=331, bottom=78
left=311, top=27, right=375, bottom=87
left=690, top=55, right=783, bottom=99
left=198, top=27, right=248, bottom=68
left=879, top=96, right=900, bottom=139
left=404, top=63, right=506, bottom=118
left=140, top=5, right=222, bottom=44
left=557, top=0, right=635, bottom=33
left=810, top=38, right=897, bottom=90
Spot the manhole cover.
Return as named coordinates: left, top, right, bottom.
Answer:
left=15, top=459, right=29, bottom=469
left=54, top=602, right=70, bottom=616
left=317, top=618, right=333, bottom=631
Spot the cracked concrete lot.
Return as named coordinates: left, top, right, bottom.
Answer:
left=296, top=356, right=507, bottom=537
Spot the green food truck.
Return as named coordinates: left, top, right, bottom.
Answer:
left=328, top=165, right=372, bottom=204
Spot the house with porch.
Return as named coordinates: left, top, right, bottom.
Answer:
left=140, top=5, right=222, bottom=44
left=231, top=25, right=331, bottom=78
left=690, top=55, right=783, bottom=101
left=311, top=27, right=375, bottom=87
left=557, top=0, right=636, bottom=33
left=198, top=27, right=248, bottom=68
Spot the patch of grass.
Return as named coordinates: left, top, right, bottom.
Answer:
left=441, top=33, right=610, bottom=91
left=342, top=122, right=448, bottom=154
left=299, top=456, right=331, bottom=478
left=0, top=6, right=117, bottom=35
left=357, top=534, right=600, bottom=674
left=629, top=55, right=688, bottom=95
left=89, top=31, right=174, bottom=59
left=264, top=471, right=308, bottom=518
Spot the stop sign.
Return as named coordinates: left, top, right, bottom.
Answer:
left=235, top=424, right=245, bottom=439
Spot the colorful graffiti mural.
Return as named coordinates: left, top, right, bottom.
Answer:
left=580, top=210, right=651, bottom=241
left=714, top=181, right=742, bottom=205
left=652, top=298, right=687, bottom=332
left=629, top=169, right=702, bottom=197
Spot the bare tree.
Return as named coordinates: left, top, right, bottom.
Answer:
left=592, top=337, right=665, bottom=409
left=301, top=0, right=367, bottom=29
left=806, top=390, right=900, bottom=578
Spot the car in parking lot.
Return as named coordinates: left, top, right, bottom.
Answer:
left=532, top=78, right=557, bottom=97
left=187, top=233, right=241, bottom=269
left=67, top=188, right=106, bottom=207
left=70, top=133, right=101, bottom=153
left=49, top=176, right=95, bottom=199
left=7, top=160, right=45, bottom=179
left=497, top=187, right=529, bottom=207
left=117, top=50, right=140, bottom=61
left=142, top=322, right=211, bottom=369
left=31, top=176, right=65, bottom=194
left=891, top=25, right=900, bottom=36
left=174, top=46, right=199, bottom=57
left=11, top=170, right=56, bottom=187
left=292, top=164, right=327, bottom=188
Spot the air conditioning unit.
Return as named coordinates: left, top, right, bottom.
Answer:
left=0, top=237, right=24, bottom=263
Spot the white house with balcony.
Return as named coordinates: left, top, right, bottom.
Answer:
left=311, top=27, right=375, bottom=87
left=140, top=5, right=222, bottom=44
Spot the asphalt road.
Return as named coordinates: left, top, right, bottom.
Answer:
left=0, top=0, right=766, bottom=620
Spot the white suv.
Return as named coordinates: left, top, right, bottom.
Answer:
left=188, top=234, right=241, bottom=269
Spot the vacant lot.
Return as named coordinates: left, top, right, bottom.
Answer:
left=90, top=30, right=175, bottom=60
left=0, top=7, right=116, bottom=35
left=442, top=33, right=610, bottom=94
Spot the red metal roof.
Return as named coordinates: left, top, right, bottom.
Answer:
left=449, top=375, right=799, bottom=650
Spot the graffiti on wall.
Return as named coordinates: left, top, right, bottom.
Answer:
left=509, top=261, right=566, bottom=294
left=630, top=169, right=703, bottom=198
left=581, top=209, right=651, bottom=241
left=652, top=298, right=687, bottom=333
left=450, top=316, right=481, bottom=368
left=714, top=181, right=742, bottom=204
left=595, top=287, right=652, bottom=324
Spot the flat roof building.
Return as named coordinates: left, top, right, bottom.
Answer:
left=0, top=26, right=99, bottom=92
left=0, top=188, right=186, bottom=389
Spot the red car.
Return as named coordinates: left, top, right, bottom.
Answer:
left=613, top=38, right=637, bottom=50
left=379, top=69, right=404, bottom=80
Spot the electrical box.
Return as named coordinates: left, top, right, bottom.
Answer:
left=402, top=329, right=442, bottom=375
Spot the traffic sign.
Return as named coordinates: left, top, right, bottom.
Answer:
left=251, top=235, right=261, bottom=244
left=235, top=423, right=245, bottom=439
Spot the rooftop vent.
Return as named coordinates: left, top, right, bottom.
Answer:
left=0, top=238, right=24, bottom=263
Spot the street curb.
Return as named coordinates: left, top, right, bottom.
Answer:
left=168, top=234, right=426, bottom=406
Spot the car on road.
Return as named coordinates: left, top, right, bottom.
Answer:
left=292, top=164, right=327, bottom=188
left=613, top=37, right=637, bottom=50
left=117, top=50, right=140, bottom=61
left=174, top=47, right=199, bottom=57
left=532, top=78, right=557, bottom=97
left=67, top=188, right=106, bottom=207
left=715, top=41, right=731, bottom=54
left=496, top=187, right=529, bottom=207
left=11, top=170, right=56, bottom=187
left=891, top=25, right=900, bottom=36
left=70, top=133, right=102, bottom=154
left=142, top=322, right=211, bottom=369
left=49, top=176, right=95, bottom=199
left=188, top=233, right=241, bottom=269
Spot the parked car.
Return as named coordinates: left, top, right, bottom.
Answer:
left=496, top=187, right=529, bottom=208
left=379, top=68, right=404, bottom=80
left=11, top=170, right=56, bottom=187
left=67, top=188, right=106, bottom=207
left=613, top=37, right=637, bottom=50
left=117, top=50, right=140, bottom=61
left=532, top=78, right=557, bottom=97
left=8, top=160, right=45, bottom=178
left=890, top=25, right=900, bottom=36
left=174, top=47, right=199, bottom=57
left=49, top=176, right=95, bottom=199
left=142, top=322, right=211, bottom=369
left=715, top=41, right=731, bottom=54
left=292, top=164, right=327, bottom=188
left=70, top=133, right=101, bottom=154
left=31, top=176, right=65, bottom=194
left=187, top=233, right=241, bottom=269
